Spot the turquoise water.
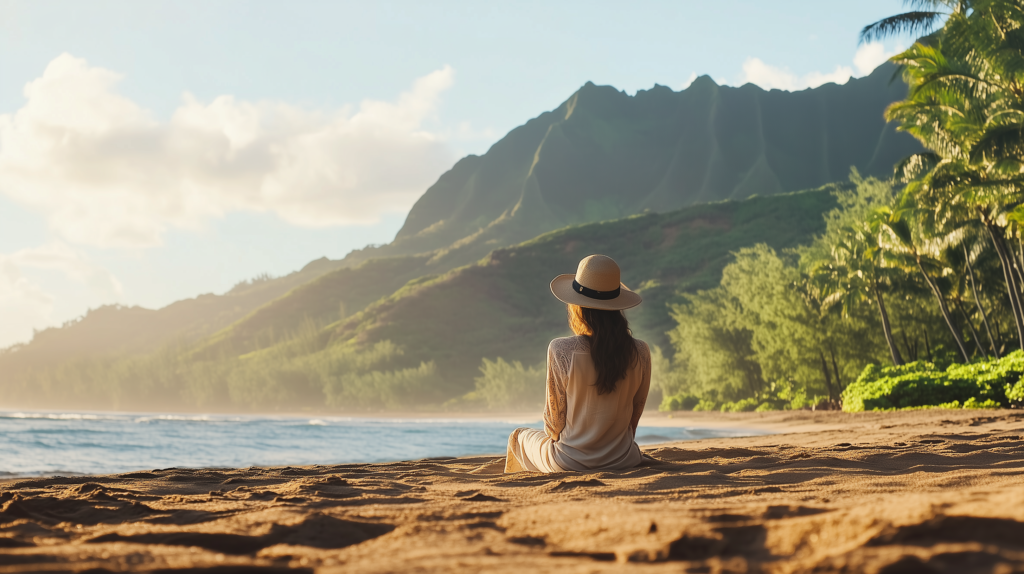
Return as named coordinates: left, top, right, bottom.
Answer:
left=0, top=410, right=757, bottom=477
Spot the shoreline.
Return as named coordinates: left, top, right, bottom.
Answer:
left=7, top=407, right=1016, bottom=481
left=1, top=409, right=781, bottom=481
left=0, top=405, right=847, bottom=430
left=3, top=409, right=1024, bottom=572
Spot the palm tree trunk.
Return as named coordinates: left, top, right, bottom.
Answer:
left=964, top=244, right=1000, bottom=358
left=924, top=330, right=932, bottom=360
left=1014, top=236, right=1024, bottom=293
left=914, top=256, right=970, bottom=363
left=901, top=331, right=917, bottom=361
left=1011, top=240, right=1024, bottom=300
left=818, top=350, right=836, bottom=402
left=828, top=346, right=842, bottom=392
left=873, top=282, right=904, bottom=365
left=980, top=214, right=1024, bottom=350
left=954, top=297, right=987, bottom=359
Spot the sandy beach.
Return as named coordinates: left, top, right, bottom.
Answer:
left=2, top=408, right=1023, bottom=573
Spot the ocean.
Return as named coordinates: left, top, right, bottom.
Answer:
left=0, top=410, right=758, bottom=477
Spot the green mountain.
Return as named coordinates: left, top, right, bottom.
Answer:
left=349, top=63, right=918, bottom=270
left=0, top=65, right=917, bottom=408
left=2, top=188, right=838, bottom=411
left=320, top=187, right=838, bottom=386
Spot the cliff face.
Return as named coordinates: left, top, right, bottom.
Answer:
left=387, top=64, right=917, bottom=259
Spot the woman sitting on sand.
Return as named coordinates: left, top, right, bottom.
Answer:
left=505, top=254, right=651, bottom=473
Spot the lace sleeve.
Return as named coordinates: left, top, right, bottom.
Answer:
left=630, top=340, right=652, bottom=434
left=543, top=339, right=570, bottom=441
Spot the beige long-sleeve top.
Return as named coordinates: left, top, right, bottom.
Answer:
left=542, top=335, right=651, bottom=471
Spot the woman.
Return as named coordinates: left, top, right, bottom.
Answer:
left=505, top=254, right=651, bottom=473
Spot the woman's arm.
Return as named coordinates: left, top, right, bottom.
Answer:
left=628, top=342, right=652, bottom=437
left=543, top=341, right=568, bottom=442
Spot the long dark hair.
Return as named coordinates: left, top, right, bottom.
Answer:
left=567, top=304, right=639, bottom=395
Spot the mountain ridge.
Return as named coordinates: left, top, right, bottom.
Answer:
left=0, top=65, right=918, bottom=386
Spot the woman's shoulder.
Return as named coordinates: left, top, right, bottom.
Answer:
left=633, top=338, right=651, bottom=360
left=548, top=335, right=588, bottom=352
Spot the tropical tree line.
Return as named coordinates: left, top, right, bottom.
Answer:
left=659, top=0, right=1024, bottom=411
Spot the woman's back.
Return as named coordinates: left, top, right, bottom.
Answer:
left=545, top=335, right=651, bottom=471
left=504, top=254, right=649, bottom=474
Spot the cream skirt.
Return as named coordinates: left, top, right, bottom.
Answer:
left=504, top=427, right=565, bottom=473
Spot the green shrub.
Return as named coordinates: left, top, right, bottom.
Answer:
left=753, top=397, right=789, bottom=412
left=721, top=397, right=760, bottom=412
left=324, top=361, right=446, bottom=410
left=693, top=399, right=720, bottom=412
left=963, top=397, right=1001, bottom=409
left=841, top=351, right=1024, bottom=412
left=472, top=358, right=545, bottom=410
left=1008, top=379, right=1024, bottom=404
left=660, top=393, right=701, bottom=411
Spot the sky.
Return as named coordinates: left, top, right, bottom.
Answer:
left=0, top=0, right=920, bottom=348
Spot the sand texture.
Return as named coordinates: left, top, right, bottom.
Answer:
left=2, top=409, right=1024, bottom=573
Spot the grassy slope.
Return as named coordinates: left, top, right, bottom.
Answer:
left=325, top=187, right=838, bottom=391
left=0, top=257, right=350, bottom=372
left=194, top=255, right=434, bottom=358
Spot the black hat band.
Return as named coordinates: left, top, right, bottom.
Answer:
left=572, top=279, right=620, bottom=300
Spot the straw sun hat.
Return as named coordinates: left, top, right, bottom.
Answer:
left=550, top=254, right=642, bottom=311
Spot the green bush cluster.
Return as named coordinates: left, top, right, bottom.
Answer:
left=5, top=331, right=454, bottom=412
left=660, top=393, right=700, bottom=412
left=720, top=398, right=760, bottom=412
left=841, top=351, right=1024, bottom=412
left=469, top=358, right=545, bottom=410
left=660, top=393, right=792, bottom=413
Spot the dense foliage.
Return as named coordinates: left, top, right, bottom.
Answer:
left=467, top=358, right=546, bottom=411
left=655, top=2, right=1024, bottom=413
left=658, top=173, right=1017, bottom=413
left=842, top=351, right=1024, bottom=411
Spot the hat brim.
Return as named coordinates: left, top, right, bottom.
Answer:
left=549, top=274, right=643, bottom=311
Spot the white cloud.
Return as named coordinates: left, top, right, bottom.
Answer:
left=853, top=42, right=904, bottom=76
left=0, top=54, right=458, bottom=249
left=680, top=72, right=698, bottom=90
left=741, top=58, right=853, bottom=91
left=0, top=242, right=121, bottom=347
left=740, top=42, right=903, bottom=92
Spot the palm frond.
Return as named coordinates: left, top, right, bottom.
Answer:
left=894, top=153, right=943, bottom=183
left=971, top=122, right=1024, bottom=163
left=861, top=11, right=947, bottom=43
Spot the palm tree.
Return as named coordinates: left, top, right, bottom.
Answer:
left=860, top=1, right=970, bottom=43
left=962, top=234, right=1002, bottom=356
left=884, top=2, right=1024, bottom=350
left=873, top=198, right=971, bottom=363
left=940, top=242, right=991, bottom=358
left=811, top=222, right=905, bottom=366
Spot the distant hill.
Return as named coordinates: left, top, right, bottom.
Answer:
left=322, top=187, right=839, bottom=387
left=0, top=65, right=917, bottom=403
left=1, top=188, right=838, bottom=411
left=0, top=256, right=349, bottom=367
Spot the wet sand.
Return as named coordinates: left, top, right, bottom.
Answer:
left=2, top=408, right=1023, bottom=573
